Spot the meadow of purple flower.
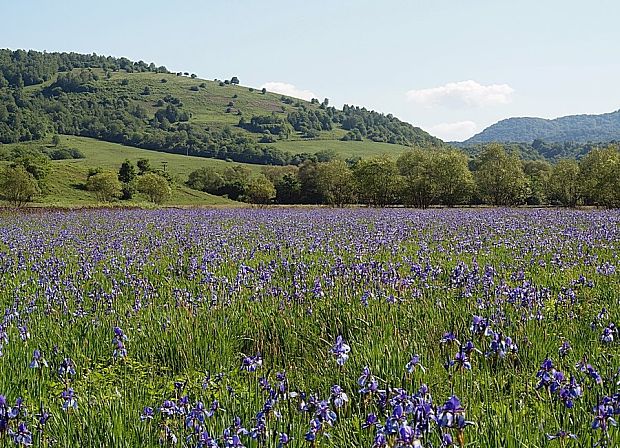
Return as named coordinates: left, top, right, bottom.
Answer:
left=0, top=208, right=618, bottom=447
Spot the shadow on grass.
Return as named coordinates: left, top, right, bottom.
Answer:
left=71, top=182, right=88, bottom=191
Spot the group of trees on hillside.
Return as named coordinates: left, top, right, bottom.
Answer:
left=0, top=49, right=167, bottom=88
left=85, top=159, right=172, bottom=204
left=0, top=83, right=318, bottom=166
left=0, top=151, right=174, bottom=206
left=186, top=143, right=620, bottom=208
left=239, top=103, right=445, bottom=147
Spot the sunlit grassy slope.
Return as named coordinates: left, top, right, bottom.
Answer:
left=30, top=69, right=423, bottom=158
left=1, top=136, right=252, bottom=207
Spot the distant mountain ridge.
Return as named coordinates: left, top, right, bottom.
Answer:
left=464, top=109, right=620, bottom=144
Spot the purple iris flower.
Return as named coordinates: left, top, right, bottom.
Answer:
left=406, top=354, right=426, bottom=373
left=9, top=421, right=32, bottom=446
left=316, top=400, right=337, bottom=425
left=29, top=349, right=48, bottom=369
left=330, top=385, right=348, bottom=408
left=58, top=358, right=76, bottom=377
left=452, top=349, right=472, bottom=370
left=160, top=400, right=177, bottom=418
left=546, top=430, right=577, bottom=441
left=206, top=400, right=219, bottom=418
left=241, top=353, right=262, bottom=372
left=442, top=433, right=454, bottom=446
left=462, top=341, right=481, bottom=356
left=577, top=362, right=603, bottom=385
left=601, top=324, right=616, bottom=343
left=330, top=335, right=350, bottom=366
left=470, top=315, right=491, bottom=337
left=197, top=431, right=219, bottom=447
left=372, top=431, right=387, bottom=448
left=358, top=366, right=372, bottom=386
left=397, top=421, right=416, bottom=445
left=35, top=408, right=50, bottom=427
left=486, top=332, right=518, bottom=358
left=592, top=401, right=618, bottom=432
left=558, top=341, right=571, bottom=357
left=277, top=432, right=290, bottom=447
left=304, top=418, right=322, bottom=442
left=362, top=413, right=379, bottom=429
left=140, top=407, right=154, bottom=421
left=440, top=331, right=460, bottom=346
left=437, top=395, right=473, bottom=429
left=61, top=388, right=77, bottom=411
left=18, top=325, right=30, bottom=342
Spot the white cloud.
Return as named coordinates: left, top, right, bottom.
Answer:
left=260, top=82, right=318, bottom=101
left=428, top=121, right=478, bottom=141
left=406, top=80, right=514, bottom=107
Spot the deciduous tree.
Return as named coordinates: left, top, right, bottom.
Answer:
left=548, top=159, right=580, bottom=207
left=137, top=172, right=171, bottom=204
left=579, top=145, right=620, bottom=208
left=245, top=174, right=275, bottom=205
left=0, top=165, right=40, bottom=207
left=473, top=144, right=527, bottom=206
left=86, top=172, right=122, bottom=202
left=354, top=155, right=401, bottom=207
left=316, top=160, right=356, bottom=207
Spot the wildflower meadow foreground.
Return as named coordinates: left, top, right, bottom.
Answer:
left=0, top=208, right=618, bottom=447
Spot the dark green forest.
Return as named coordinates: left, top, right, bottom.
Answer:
left=464, top=110, right=620, bottom=144
left=457, top=139, right=616, bottom=162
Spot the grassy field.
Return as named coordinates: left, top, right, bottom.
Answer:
left=0, top=208, right=618, bottom=446
left=101, top=71, right=303, bottom=131
left=50, top=136, right=260, bottom=178
left=0, top=136, right=256, bottom=207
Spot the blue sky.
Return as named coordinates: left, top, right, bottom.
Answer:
left=2, top=0, right=619, bottom=141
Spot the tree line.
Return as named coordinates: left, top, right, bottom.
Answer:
left=2, top=143, right=618, bottom=208
left=186, top=143, right=620, bottom=208
left=0, top=49, right=167, bottom=88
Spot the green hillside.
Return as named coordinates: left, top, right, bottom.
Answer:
left=456, top=140, right=609, bottom=162
left=0, top=136, right=245, bottom=207
left=96, top=70, right=415, bottom=159
left=0, top=49, right=444, bottom=168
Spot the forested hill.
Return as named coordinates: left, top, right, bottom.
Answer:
left=456, top=140, right=618, bottom=163
left=463, top=109, right=620, bottom=144
left=0, top=49, right=444, bottom=166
